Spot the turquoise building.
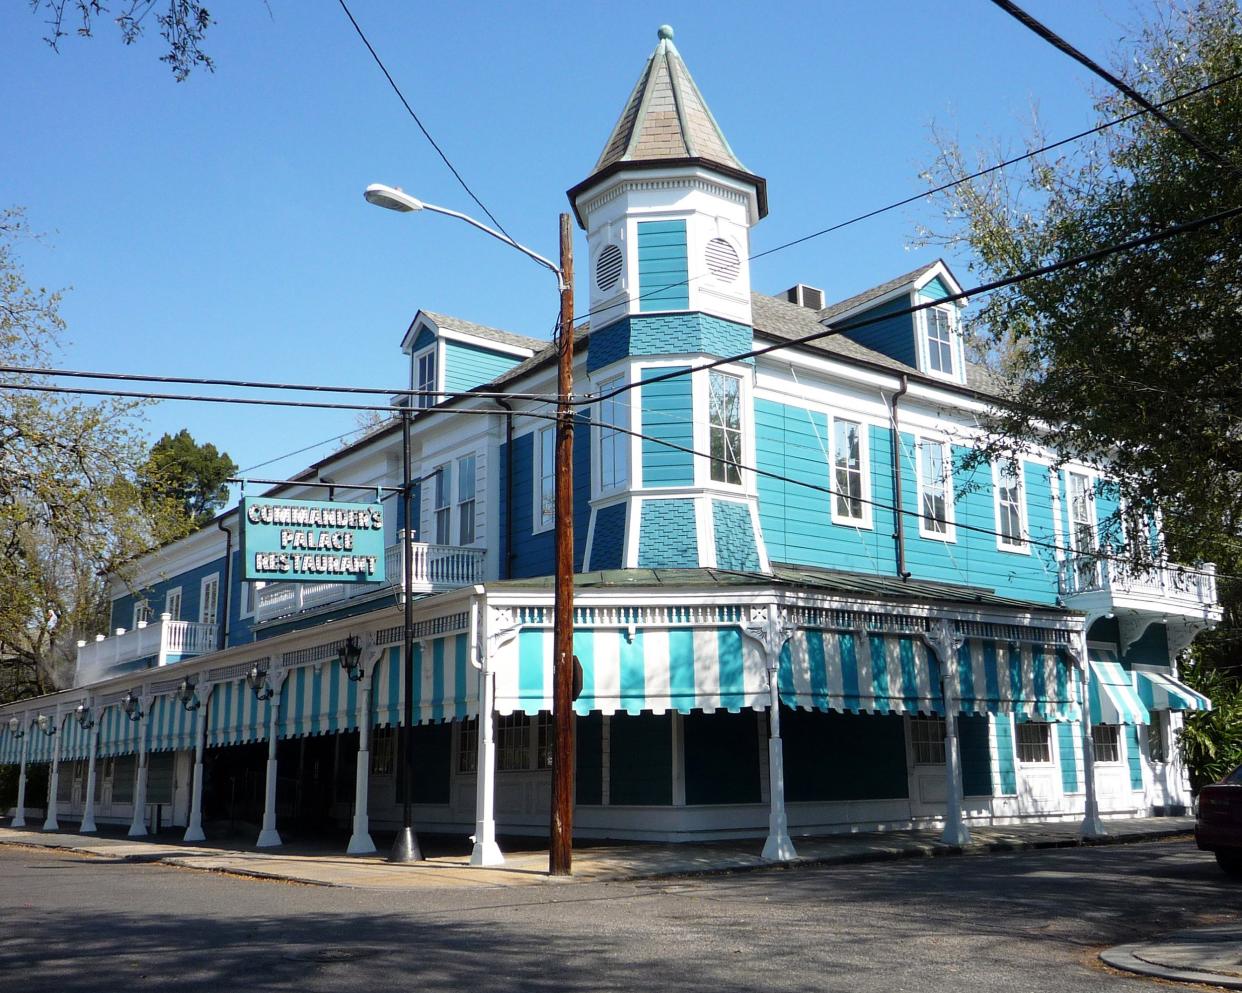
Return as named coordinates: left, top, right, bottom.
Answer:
left=0, top=27, right=1218, bottom=862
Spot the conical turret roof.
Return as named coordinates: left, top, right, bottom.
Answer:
left=568, top=26, right=766, bottom=223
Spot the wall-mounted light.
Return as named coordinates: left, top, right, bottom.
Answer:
left=176, top=678, right=200, bottom=712
left=339, top=635, right=365, bottom=682
left=6, top=716, right=23, bottom=739
left=121, top=691, right=143, bottom=722
left=35, top=714, right=56, bottom=736
left=74, top=704, right=93, bottom=730
left=247, top=664, right=275, bottom=701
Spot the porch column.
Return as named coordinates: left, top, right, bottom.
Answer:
left=1077, top=628, right=1105, bottom=838
left=128, top=697, right=150, bottom=837
left=184, top=685, right=213, bottom=843
left=932, top=619, right=970, bottom=847
left=347, top=649, right=382, bottom=855
left=472, top=609, right=513, bottom=867
left=257, top=672, right=287, bottom=848
left=43, top=714, right=62, bottom=832
left=12, top=725, right=29, bottom=828
left=80, top=717, right=99, bottom=834
left=744, top=604, right=797, bottom=863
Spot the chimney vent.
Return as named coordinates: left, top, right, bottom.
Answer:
left=784, top=284, right=825, bottom=310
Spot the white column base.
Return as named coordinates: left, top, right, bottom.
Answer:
left=42, top=814, right=60, bottom=832
left=346, top=745, right=375, bottom=856
left=78, top=814, right=97, bottom=834
left=183, top=824, right=206, bottom=843
left=184, top=760, right=205, bottom=843
left=43, top=767, right=60, bottom=831
left=10, top=815, right=26, bottom=828
left=1080, top=809, right=1107, bottom=839
left=762, top=737, right=798, bottom=862
left=347, top=831, right=377, bottom=855
left=940, top=819, right=972, bottom=846
left=256, top=828, right=283, bottom=848
left=470, top=838, right=506, bottom=867
left=257, top=752, right=280, bottom=848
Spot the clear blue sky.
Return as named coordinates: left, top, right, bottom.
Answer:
left=1, top=0, right=1139, bottom=494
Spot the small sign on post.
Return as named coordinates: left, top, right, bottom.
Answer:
left=240, top=497, right=386, bottom=584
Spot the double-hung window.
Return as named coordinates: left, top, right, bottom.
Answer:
left=1092, top=723, right=1120, bottom=763
left=1016, top=721, right=1052, bottom=763
left=457, top=454, right=476, bottom=546
left=133, top=603, right=152, bottom=628
left=832, top=417, right=866, bottom=524
left=925, top=307, right=955, bottom=376
left=597, top=375, right=628, bottom=492
left=199, top=575, right=219, bottom=626
left=1067, top=471, right=1096, bottom=587
left=996, top=461, right=1027, bottom=550
left=910, top=717, right=946, bottom=765
left=433, top=465, right=451, bottom=545
left=917, top=438, right=952, bottom=538
left=415, top=349, right=437, bottom=409
left=164, top=587, right=182, bottom=622
left=537, top=426, right=556, bottom=530
left=708, top=370, right=742, bottom=485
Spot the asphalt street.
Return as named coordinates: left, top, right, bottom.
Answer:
left=0, top=838, right=1235, bottom=992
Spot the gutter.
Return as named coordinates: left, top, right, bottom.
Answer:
left=494, top=398, right=515, bottom=580
left=890, top=374, right=911, bottom=581
left=216, top=516, right=233, bottom=650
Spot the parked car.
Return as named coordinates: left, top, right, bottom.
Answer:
left=1196, top=764, right=1242, bottom=877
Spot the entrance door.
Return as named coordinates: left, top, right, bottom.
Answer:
left=100, top=757, right=115, bottom=813
left=906, top=716, right=948, bottom=817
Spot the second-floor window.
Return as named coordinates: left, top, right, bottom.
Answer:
left=917, top=439, right=952, bottom=538
left=925, top=307, right=955, bottom=376
left=598, top=375, right=628, bottom=492
left=433, top=465, right=451, bottom=545
left=164, top=587, right=182, bottom=621
left=415, top=348, right=437, bottom=409
left=200, top=575, right=219, bottom=626
left=457, top=454, right=476, bottom=546
left=133, top=602, right=152, bottom=628
left=1068, top=471, right=1096, bottom=585
left=996, top=462, right=1027, bottom=550
left=538, top=426, right=556, bottom=530
left=832, top=417, right=866, bottom=524
left=708, top=370, right=742, bottom=485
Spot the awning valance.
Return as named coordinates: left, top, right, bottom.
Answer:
left=371, top=636, right=474, bottom=727
left=1088, top=654, right=1150, bottom=725
left=779, top=630, right=942, bottom=716
left=496, top=626, right=769, bottom=716
left=146, top=695, right=199, bottom=753
left=1134, top=669, right=1211, bottom=713
left=278, top=662, right=360, bottom=739
left=956, top=640, right=1078, bottom=722
left=0, top=725, right=23, bottom=765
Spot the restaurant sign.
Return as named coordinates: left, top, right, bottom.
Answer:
left=240, top=497, right=386, bottom=583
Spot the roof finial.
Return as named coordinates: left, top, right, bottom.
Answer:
left=657, top=24, right=674, bottom=41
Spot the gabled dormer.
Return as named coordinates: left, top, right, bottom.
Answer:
left=818, top=260, right=968, bottom=386
left=400, top=310, right=540, bottom=405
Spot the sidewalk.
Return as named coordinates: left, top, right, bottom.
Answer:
left=1103, top=924, right=1242, bottom=990
left=0, top=815, right=1194, bottom=890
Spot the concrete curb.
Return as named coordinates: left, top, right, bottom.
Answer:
left=1101, top=942, right=1242, bottom=990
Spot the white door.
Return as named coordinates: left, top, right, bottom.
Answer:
left=906, top=716, right=948, bottom=817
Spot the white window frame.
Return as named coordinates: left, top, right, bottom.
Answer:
left=164, top=586, right=182, bottom=622
left=1146, top=710, right=1170, bottom=764
left=1092, top=722, right=1122, bottom=765
left=829, top=414, right=872, bottom=528
left=1066, top=469, right=1098, bottom=587
left=457, top=453, right=477, bottom=546
left=909, top=716, right=946, bottom=765
left=413, top=345, right=438, bottom=410
left=707, top=369, right=744, bottom=488
left=915, top=436, right=955, bottom=541
left=993, top=459, right=1030, bottom=553
left=432, top=464, right=452, bottom=546
left=917, top=304, right=963, bottom=383
left=1015, top=720, right=1053, bottom=765
left=240, top=580, right=266, bottom=619
left=133, top=602, right=152, bottom=629
left=535, top=426, right=556, bottom=533
left=199, top=574, right=219, bottom=626
left=596, top=373, right=629, bottom=495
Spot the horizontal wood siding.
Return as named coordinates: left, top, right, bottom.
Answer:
left=442, top=340, right=523, bottom=394
left=641, top=367, right=694, bottom=486
left=837, top=295, right=917, bottom=367
left=637, top=220, right=689, bottom=311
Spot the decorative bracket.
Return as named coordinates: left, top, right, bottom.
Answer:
left=740, top=604, right=795, bottom=673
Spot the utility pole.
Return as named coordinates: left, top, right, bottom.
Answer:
left=549, top=212, right=575, bottom=876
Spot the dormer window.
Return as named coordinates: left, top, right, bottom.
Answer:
left=415, top=347, right=438, bottom=409
left=925, top=307, right=955, bottom=377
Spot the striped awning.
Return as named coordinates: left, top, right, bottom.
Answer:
left=0, top=724, right=24, bottom=765
left=956, top=640, right=1078, bottom=721
left=146, top=695, right=199, bottom=753
left=372, top=635, right=474, bottom=726
left=497, top=626, right=769, bottom=717
left=98, top=705, right=143, bottom=758
left=58, top=714, right=92, bottom=761
left=207, top=679, right=272, bottom=747
left=780, top=630, right=942, bottom=716
left=278, top=663, right=361, bottom=738
left=1134, top=669, right=1211, bottom=713
left=1088, top=655, right=1150, bottom=725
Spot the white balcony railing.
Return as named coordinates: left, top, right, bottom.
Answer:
left=254, top=537, right=486, bottom=624
left=74, top=614, right=220, bottom=685
left=1058, top=556, right=1217, bottom=610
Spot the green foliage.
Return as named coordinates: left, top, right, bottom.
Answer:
left=140, top=429, right=236, bottom=528
left=1178, top=654, right=1242, bottom=788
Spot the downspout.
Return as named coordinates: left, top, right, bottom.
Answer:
left=890, top=374, right=911, bottom=581
left=216, top=516, right=232, bottom=650
left=494, top=398, right=515, bottom=580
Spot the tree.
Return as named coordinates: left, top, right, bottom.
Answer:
left=0, top=208, right=191, bottom=702
left=140, top=429, right=237, bottom=528
left=919, top=0, right=1242, bottom=781
left=29, top=0, right=214, bottom=80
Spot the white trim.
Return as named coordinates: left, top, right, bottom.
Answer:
left=828, top=413, right=873, bottom=529
left=992, top=459, right=1030, bottom=554
left=702, top=365, right=749, bottom=493
left=913, top=434, right=956, bottom=542
left=434, top=325, right=534, bottom=359
left=915, top=304, right=966, bottom=386
left=1013, top=719, right=1054, bottom=767
left=198, top=574, right=220, bottom=627
left=593, top=370, right=630, bottom=498
left=533, top=425, right=556, bottom=535
left=163, top=587, right=183, bottom=623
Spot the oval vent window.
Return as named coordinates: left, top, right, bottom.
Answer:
left=705, top=237, right=740, bottom=282
left=596, top=244, right=623, bottom=292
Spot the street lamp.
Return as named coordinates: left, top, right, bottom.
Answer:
left=176, top=678, right=200, bottom=712
left=74, top=704, right=93, bottom=730
left=246, top=664, right=275, bottom=701
left=121, top=691, right=143, bottom=722
left=36, top=714, right=55, bottom=736
left=365, top=183, right=578, bottom=875
left=8, top=716, right=24, bottom=739
left=339, top=635, right=365, bottom=682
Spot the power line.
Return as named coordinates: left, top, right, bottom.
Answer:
left=335, top=0, right=514, bottom=240
left=583, top=200, right=1242, bottom=405
left=988, top=0, right=1242, bottom=179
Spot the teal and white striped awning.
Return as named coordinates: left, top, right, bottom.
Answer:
left=146, top=695, right=199, bottom=753
left=98, top=705, right=143, bottom=758
left=1134, top=669, right=1211, bottom=713
left=207, top=680, right=271, bottom=747
left=1088, top=653, right=1150, bottom=725
left=956, top=640, right=1078, bottom=721
left=58, top=713, right=92, bottom=762
left=779, top=630, right=943, bottom=715
left=371, top=636, right=474, bottom=726
left=496, top=626, right=768, bottom=716
left=278, top=663, right=361, bottom=738
left=23, top=722, right=57, bottom=764
left=0, top=723, right=23, bottom=765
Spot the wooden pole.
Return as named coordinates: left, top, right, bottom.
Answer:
left=549, top=213, right=575, bottom=876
